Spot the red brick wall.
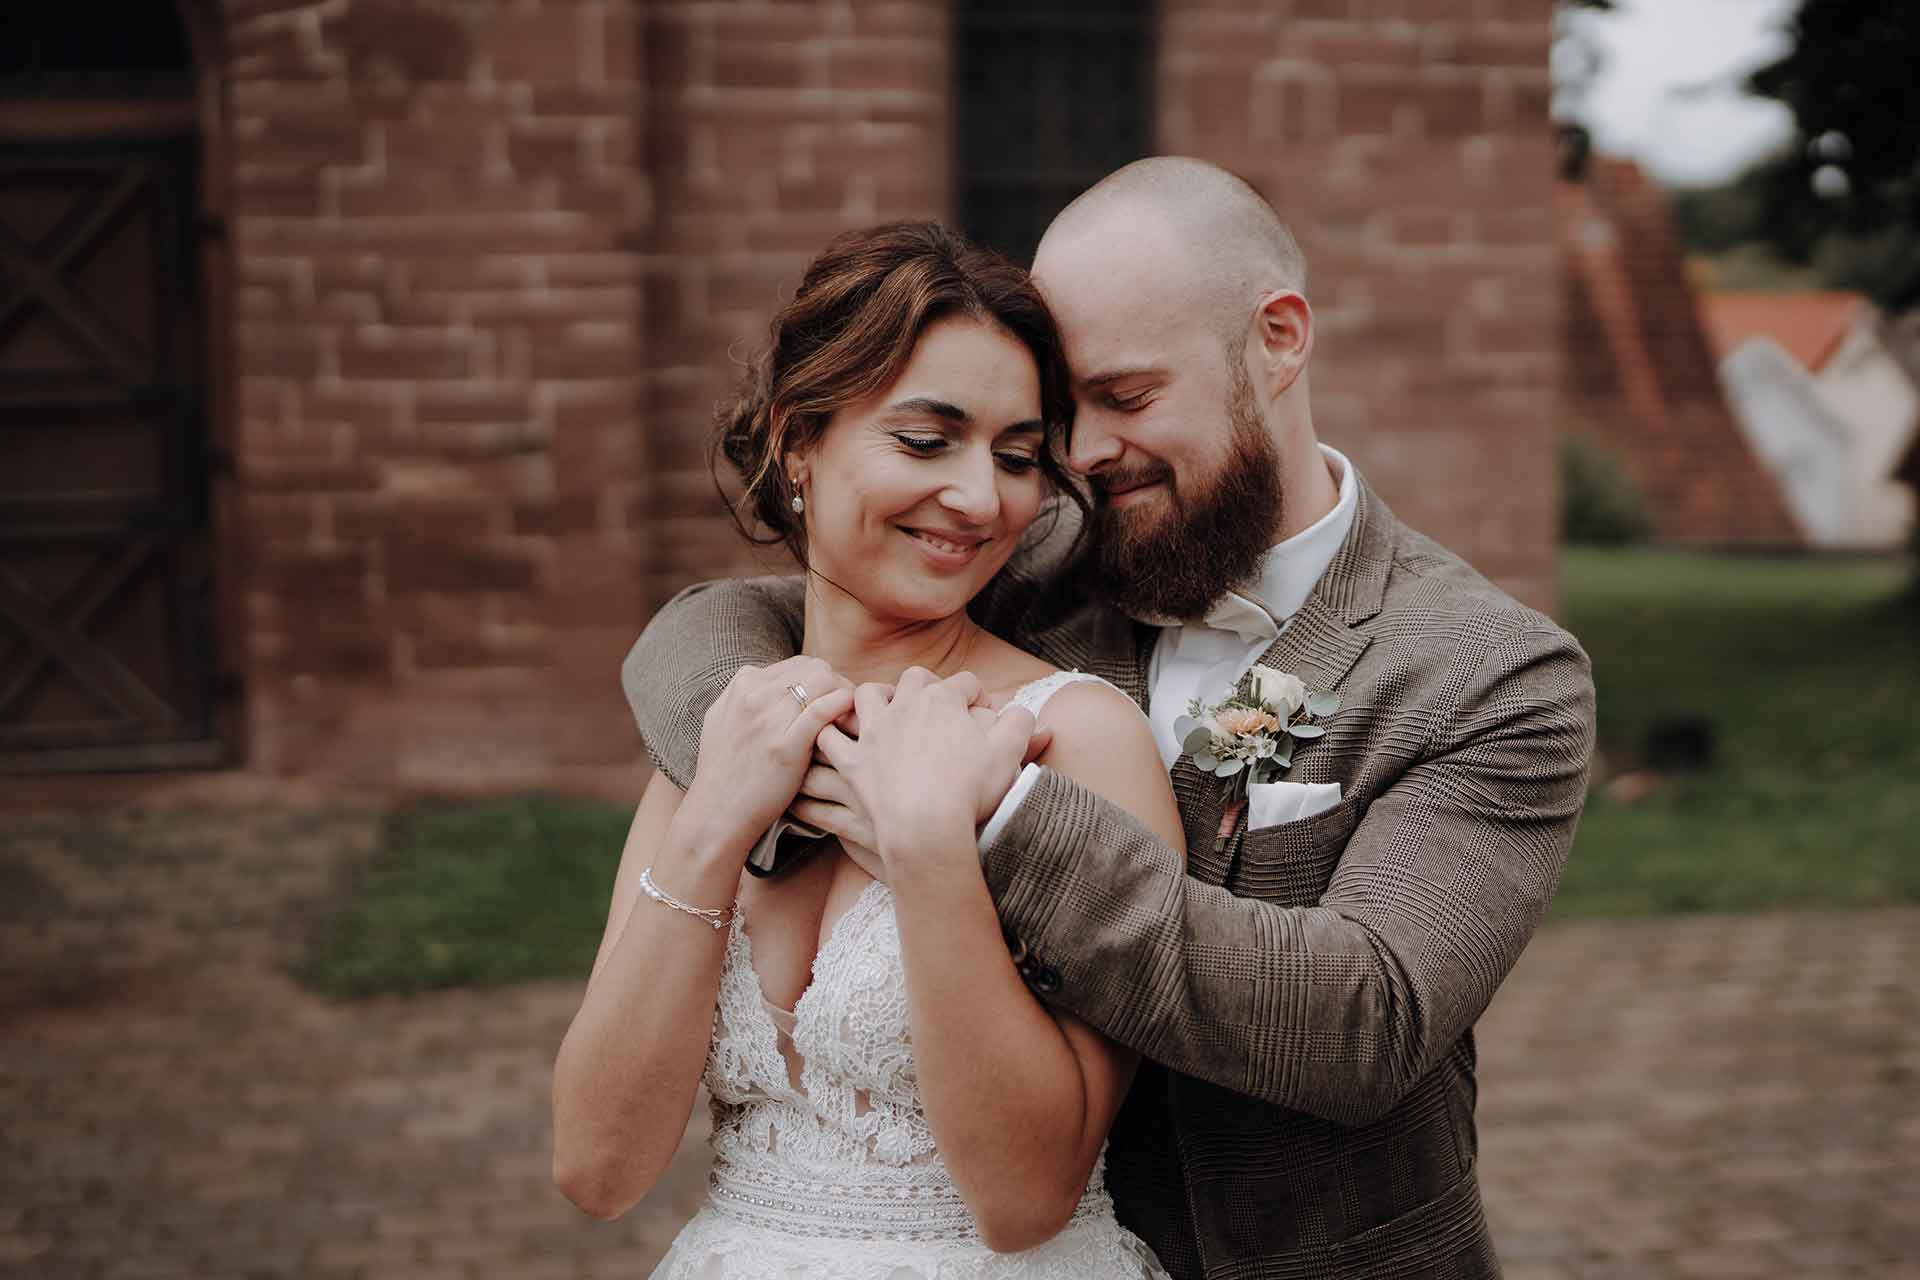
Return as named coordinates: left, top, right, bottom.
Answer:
left=638, top=1, right=952, bottom=607
left=224, top=0, right=652, bottom=789
left=1157, top=0, right=1562, bottom=610
left=213, top=0, right=1565, bottom=790
left=219, top=0, right=951, bottom=790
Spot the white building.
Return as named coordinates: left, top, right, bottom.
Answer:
left=1703, top=292, right=1919, bottom=550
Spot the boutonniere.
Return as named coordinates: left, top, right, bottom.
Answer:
left=1175, top=665, right=1340, bottom=838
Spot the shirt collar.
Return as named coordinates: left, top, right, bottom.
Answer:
left=1137, top=444, right=1361, bottom=642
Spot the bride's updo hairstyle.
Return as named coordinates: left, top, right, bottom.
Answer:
left=716, top=221, right=1082, bottom=564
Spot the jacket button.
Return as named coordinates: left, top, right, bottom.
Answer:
left=1032, top=967, right=1061, bottom=995
left=1007, top=938, right=1030, bottom=966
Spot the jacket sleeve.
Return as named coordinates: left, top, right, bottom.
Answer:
left=980, top=622, right=1596, bottom=1125
left=621, top=575, right=808, bottom=788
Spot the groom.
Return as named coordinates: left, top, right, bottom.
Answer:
left=624, top=157, right=1595, bottom=1278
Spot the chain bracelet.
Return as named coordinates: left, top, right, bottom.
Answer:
left=638, top=865, right=735, bottom=930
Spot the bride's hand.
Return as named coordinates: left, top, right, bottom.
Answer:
left=793, top=676, right=1053, bottom=881
left=677, top=656, right=855, bottom=857
left=815, top=668, right=1040, bottom=874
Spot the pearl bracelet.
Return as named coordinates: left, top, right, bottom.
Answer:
left=638, top=865, right=734, bottom=930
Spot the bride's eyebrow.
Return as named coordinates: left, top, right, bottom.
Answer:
left=883, top=396, right=969, bottom=423
left=882, top=397, right=1043, bottom=438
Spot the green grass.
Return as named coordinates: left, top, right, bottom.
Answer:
left=1553, top=548, right=1920, bottom=918
left=293, top=550, right=1918, bottom=996
left=294, top=795, right=629, bottom=997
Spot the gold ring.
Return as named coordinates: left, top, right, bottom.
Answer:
left=787, top=683, right=810, bottom=709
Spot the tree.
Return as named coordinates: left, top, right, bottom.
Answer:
left=1745, top=1, right=1920, bottom=310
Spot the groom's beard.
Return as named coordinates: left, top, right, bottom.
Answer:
left=1090, top=365, right=1284, bottom=622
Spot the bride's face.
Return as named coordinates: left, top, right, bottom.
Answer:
left=793, top=316, right=1050, bottom=622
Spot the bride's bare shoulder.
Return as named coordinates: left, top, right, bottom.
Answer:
left=1028, top=678, right=1184, bottom=854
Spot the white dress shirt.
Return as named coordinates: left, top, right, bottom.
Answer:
left=982, top=444, right=1360, bottom=845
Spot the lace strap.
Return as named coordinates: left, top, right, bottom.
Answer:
left=1006, top=670, right=1119, bottom=718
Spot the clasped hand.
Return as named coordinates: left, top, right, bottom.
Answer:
left=680, top=658, right=1049, bottom=879
left=802, top=668, right=1051, bottom=882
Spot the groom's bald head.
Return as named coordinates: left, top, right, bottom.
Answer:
left=1034, top=156, right=1307, bottom=339
left=1028, top=158, right=1318, bottom=622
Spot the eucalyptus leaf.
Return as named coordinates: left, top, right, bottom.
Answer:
left=1273, top=743, right=1294, bottom=768
left=1174, top=714, right=1199, bottom=741
left=1307, top=691, right=1342, bottom=717
left=1216, top=757, right=1246, bottom=778
left=1194, top=752, right=1219, bottom=771
left=1288, top=723, right=1326, bottom=739
left=1182, top=727, right=1216, bottom=756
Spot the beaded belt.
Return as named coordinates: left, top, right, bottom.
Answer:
left=707, top=1159, right=1111, bottom=1243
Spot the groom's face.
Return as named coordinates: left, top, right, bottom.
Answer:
left=1032, top=214, right=1285, bottom=618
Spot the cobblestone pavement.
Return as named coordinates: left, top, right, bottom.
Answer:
left=1, top=804, right=1914, bottom=1279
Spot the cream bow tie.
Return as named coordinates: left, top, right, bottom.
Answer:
left=1137, top=590, right=1280, bottom=643
left=1198, top=591, right=1281, bottom=643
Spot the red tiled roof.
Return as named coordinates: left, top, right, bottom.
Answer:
left=1558, top=156, right=1801, bottom=546
left=1697, top=290, right=1867, bottom=373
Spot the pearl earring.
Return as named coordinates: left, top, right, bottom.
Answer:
left=790, top=491, right=804, bottom=514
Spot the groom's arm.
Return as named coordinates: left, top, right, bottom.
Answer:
left=982, top=622, right=1595, bottom=1126
left=621, top=576, right=807, bottom=787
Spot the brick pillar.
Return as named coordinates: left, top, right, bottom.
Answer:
left=1158, top=0, right=1563, bottom=612
left=223, top=0, right=651, bottom=789
left=638, top=0, right=953, bottom=608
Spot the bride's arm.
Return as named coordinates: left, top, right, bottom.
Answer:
left=552, top=660, right=853, bottom=1220
left=851, top=680, right=1185, bottom=1253
left=550, top=772, right=736, bottom=1218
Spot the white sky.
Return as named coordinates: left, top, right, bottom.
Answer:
left=1563, top=0, right=1801, bottom=188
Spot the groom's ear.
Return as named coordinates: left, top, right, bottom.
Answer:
left=1253, top=290, right=1313, bottom=398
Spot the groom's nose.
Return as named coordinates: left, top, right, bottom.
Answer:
left=1066, top=408, right=1125, bottom=476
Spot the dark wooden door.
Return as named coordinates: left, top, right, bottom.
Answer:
left=0, top=134, right=223, bottom=771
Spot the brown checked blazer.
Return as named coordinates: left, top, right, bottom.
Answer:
left=623, top=479, right=1597, bottom=1280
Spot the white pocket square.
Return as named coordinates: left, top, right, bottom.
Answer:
left=1247, top=780, right=1343, bottom=831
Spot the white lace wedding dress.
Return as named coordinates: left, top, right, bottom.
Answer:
left=650, top=673, right=1170, bottom=1280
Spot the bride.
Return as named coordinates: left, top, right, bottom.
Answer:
left=552, top=222, right=1183, bottom=1277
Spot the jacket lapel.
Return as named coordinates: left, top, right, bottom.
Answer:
left=1094, top=621, right=1154, bottom=709
left=1215, top=477, right=1395, bottom=806
left=1017, top=476, right=1400, bottom=862
left=1019, top=594, right=1154, bottom=709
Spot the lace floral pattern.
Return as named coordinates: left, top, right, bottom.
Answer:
left=706, top=879, right=934, bottom=1177
left=653, top=673, right=1168, bottom=1280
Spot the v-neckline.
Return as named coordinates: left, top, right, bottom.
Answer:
left=737, top=875, right=888, bottom=1021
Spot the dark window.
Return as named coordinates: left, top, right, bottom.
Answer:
left=956, top=0, right=1154, bottom=265
left=0, top=2, right=193, bottom=98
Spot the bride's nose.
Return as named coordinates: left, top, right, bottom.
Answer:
left=936, top=452, right=1000, bottom=524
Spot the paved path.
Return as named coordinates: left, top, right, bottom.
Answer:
left=1, top=805, right=1914, bottom=1278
